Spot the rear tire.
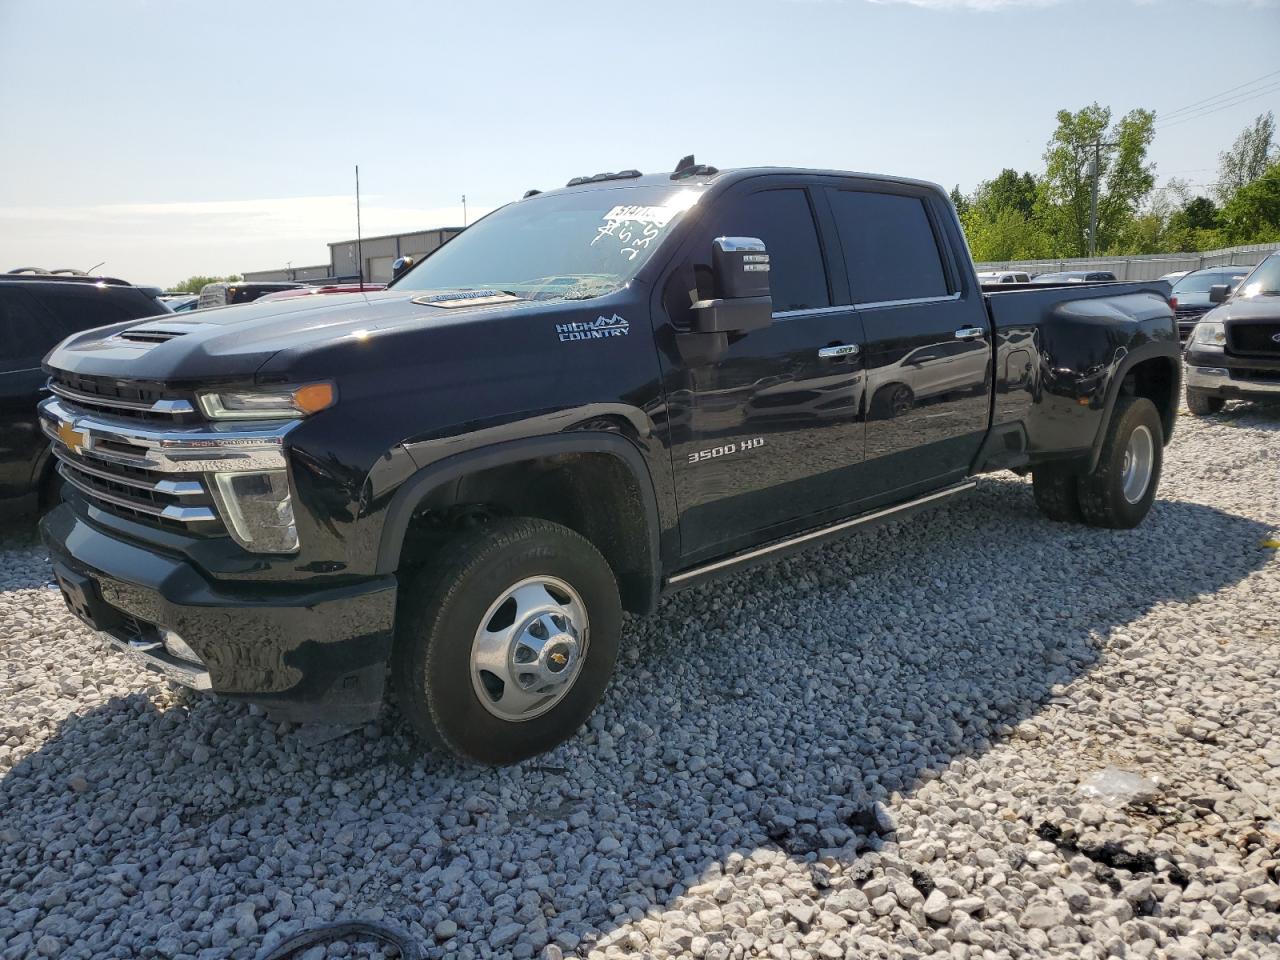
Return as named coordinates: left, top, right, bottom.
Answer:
left=1076, top=396, right=1163, bottom=529
left=1186, top=388, right=1224, bottom=416
left=393, top=517, right=621, bottom=765
left=1032, top=464, right=1083, bottom=523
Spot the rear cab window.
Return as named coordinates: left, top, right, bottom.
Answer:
left=825, top=188, right=951, bottom=304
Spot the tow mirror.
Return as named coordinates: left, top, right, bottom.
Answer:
left=391, top=256, right=415, bottom=283
left=690, top=237, right=773, bottom=333
left=1209, top=283, right=1229, bottom=304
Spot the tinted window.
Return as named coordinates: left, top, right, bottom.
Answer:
left=0, top=287, right=67, bottom=363
left=36, top=289, right=148, bottom=334
left=706, top=188, right=829, bottom=312
left=827, top=190, right=948, bottom=303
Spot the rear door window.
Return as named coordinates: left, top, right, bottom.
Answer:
left=826, top=189, right=950, bottom=304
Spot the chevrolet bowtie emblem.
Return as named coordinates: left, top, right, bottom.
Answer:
left=550, top=652, right=568, bottom=666
left=57, top=419, right=88, bottom=455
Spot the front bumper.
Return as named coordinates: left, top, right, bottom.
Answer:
left=1184, top=363, right=1280, bottom=399
left=41, top=505, right=398, bottom=723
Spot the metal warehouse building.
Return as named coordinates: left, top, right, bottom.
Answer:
left=243, top=226, right=464, bottom=284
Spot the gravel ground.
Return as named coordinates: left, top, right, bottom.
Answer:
left=1, top=397, right=1279, bottom=960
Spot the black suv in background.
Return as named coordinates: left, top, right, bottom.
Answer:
left=0, top=275, right=168, bottom=518
left=1169, top=266, right=1251, bottom=339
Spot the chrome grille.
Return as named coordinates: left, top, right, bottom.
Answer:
left=40, top=387, right=296, bottom=535
left=48, top=372, right=196, bottom=421
left=52, top=447, right=217, bottom=528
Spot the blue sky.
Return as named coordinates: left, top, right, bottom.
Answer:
left=1, top=0, right=1276, bottom=285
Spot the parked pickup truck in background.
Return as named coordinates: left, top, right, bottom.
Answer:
left=39, top=158, right=1180, bottom=764
left=1184, top=251, right=1280, bottom=415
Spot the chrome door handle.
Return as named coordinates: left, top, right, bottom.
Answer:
left=954, top=327, right=985, bottom=340
left=818, top=344, right=860, bottom=358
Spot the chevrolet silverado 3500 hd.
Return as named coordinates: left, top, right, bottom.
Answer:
left=40, top=159, right=1179, bottom=763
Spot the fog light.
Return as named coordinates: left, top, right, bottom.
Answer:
left=210, top=470, right=300, bottom=554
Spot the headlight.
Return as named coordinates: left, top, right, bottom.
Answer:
left=1189, top=321, right=1226, bottom=348
left=210, top=470, right=299, bottom=553
left=198, top=382, right=335, bottom=420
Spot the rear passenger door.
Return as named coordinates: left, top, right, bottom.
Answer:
left=824, top=184, right=991, bottom=498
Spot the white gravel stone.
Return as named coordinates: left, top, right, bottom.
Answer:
left=1, top=393, right=1279, bottom=959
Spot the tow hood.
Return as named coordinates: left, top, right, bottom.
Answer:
left=43, top=289, right=540, bottom=383
left=1204, top=296, right=1280, bottom=325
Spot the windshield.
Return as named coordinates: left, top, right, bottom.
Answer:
left=395, top=185, right=703, bottom=301
left=1173, top=270, right=1247, bottom=294
left=1236, top=255, right=1280, bottom=298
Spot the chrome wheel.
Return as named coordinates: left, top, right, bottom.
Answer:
left=470, top=576, right=589, bottom=722
left=1121, top=424, right=1154, bottom=504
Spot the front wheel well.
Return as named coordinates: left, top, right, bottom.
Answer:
left=395, top=452, right=657, bottom=614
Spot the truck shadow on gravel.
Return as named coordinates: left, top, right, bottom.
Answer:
left=0, top=478, right=1275, bottom=958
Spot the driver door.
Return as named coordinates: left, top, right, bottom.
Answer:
left=655, top=181, right=868, bottom=563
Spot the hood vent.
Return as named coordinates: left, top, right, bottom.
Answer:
left=115, top=323, right=209, bottom=344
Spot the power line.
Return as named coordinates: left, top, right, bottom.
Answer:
left=1156, top=82, right=1280, bottom=130
left=1158, top=69, right=1280, bottom=122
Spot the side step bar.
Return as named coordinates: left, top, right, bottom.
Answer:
left=665, top=480, right=976, bottom=590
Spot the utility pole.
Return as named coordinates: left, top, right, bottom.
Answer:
left=461, top=194, right=467, bottom=227
left=1087, top=139, right=1118, bottom=258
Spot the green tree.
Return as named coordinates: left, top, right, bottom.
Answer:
left=961, top=206, right=1052, bottom=262
left=169, top=274, right=241, bottom=294
left=1215, top=112, right=1276, bottom=203
left=1220, top=160, right=1280, bottom=243
left=949, top=185, right=970, bottom=217
left=973, top=169, right=1038, bottom=219
left=1037, top=104, right=1156, bottom=257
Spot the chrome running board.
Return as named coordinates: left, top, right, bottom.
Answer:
left=666, top=480, right=976, bottom=587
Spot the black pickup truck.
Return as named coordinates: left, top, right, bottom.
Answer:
left=38, top=160, right=1180, bottom=764
left=1183, top=250, right=1280, bottom=415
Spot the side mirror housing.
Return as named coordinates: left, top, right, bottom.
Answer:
left=1209, top=283, right=1229, bottom=303
left=690, top=237, right=773, bottom=333
left=391, top=256, right=415, bottom=283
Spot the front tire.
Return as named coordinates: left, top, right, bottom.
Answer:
left=1186, top=388, right=1225, bottom=416
left=393, top=517, right=621, bottom=765
left=1076, top=396, right=1163, bottom=529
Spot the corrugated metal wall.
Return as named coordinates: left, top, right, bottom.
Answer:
left=975, top=242, right=1277, bottom=281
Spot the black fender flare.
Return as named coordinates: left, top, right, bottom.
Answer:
left=374, top=431, right=663, bottom=610
left=1087, top=341, right=1181, bottom=473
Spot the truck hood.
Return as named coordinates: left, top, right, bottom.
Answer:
left=44, top=289, right=541, bottom=383
left=1204, top=297, right=1280, bottom=325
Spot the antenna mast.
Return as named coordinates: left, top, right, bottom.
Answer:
left=355, top=164, right=364, bottom=291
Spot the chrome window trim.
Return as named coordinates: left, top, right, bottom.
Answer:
left=853, top=291, right=963, bottom=310
left=772, top=305, right=855, bottom=320
left=772, top=293, right=961, bottom=320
